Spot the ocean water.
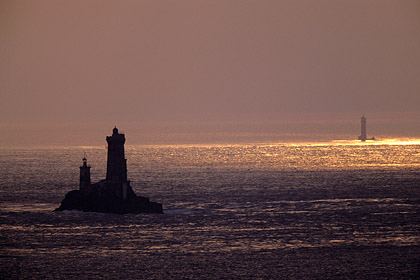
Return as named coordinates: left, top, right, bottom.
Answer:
left=1, top=140, right=420, bottom=279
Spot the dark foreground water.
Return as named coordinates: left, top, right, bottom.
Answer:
left=1, top=141, right=420, bottom=279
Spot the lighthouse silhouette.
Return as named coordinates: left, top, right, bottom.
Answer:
left=358, top=115, right=375, bottom=141
left=106, top=127, right=127, bottom=182
left=56, top=127, right=163, bottom=214
left=359, top=115, right=367, bottom=141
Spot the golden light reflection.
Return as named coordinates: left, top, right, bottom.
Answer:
left=282, top=138, right=420, bottom=147
left=126, top=138, right=420, bottom=172
left=128, top=138, right=420, bottom=151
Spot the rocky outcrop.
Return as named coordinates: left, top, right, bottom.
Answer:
left=54, top=188, right=163, bottom=214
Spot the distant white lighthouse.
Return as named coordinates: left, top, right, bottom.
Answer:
left=358, top=115, right=375, bottom=141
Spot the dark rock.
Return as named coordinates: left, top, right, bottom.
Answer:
left=54, top=189, right=163, bottom=214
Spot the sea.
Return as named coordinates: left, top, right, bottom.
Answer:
left=1, top=138, right=420, bottom=279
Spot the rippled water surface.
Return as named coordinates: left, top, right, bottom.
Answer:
left=1, top=140, right=420, bottom=279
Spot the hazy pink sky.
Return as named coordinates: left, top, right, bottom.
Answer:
left=1, top=0, right=420, bottom=126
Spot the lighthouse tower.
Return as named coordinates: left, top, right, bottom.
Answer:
left=106, top=127, right=127, bottom=182
left=79, top=157, right=91, bottom=191
left=359, top=115, right=367, bottom=141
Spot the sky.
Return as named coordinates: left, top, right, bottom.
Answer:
left=1, top=0, right=420, bottom=145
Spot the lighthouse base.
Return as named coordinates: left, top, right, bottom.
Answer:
left=55, top=182, right=163, bottom=214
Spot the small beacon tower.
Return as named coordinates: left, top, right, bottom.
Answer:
left=106, top=127, right=127, bottom=182
left=79, top=157, right=91, bottom=190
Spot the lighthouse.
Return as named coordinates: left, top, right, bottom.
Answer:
left=106, top=127, right=127, bottom=182
left=359, top=115, right=367, bottom=141
left=55, top=127, right=163, bottom=214
left=79, top=157, right=91, bottom=191
left=358, top=115, right=375, bottom=141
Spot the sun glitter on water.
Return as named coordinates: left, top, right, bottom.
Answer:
left=282, top=138, right=420, bottom=147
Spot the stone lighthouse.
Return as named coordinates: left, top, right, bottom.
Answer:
left=359, top=115, right=367, bottom=141
left=79, top=157, right=91, bottom=191
left=55, top=127, right=163, bottom=214
left=358, top=115, right=375, bottom=141
left=106, top=127, right=127, bottom=182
